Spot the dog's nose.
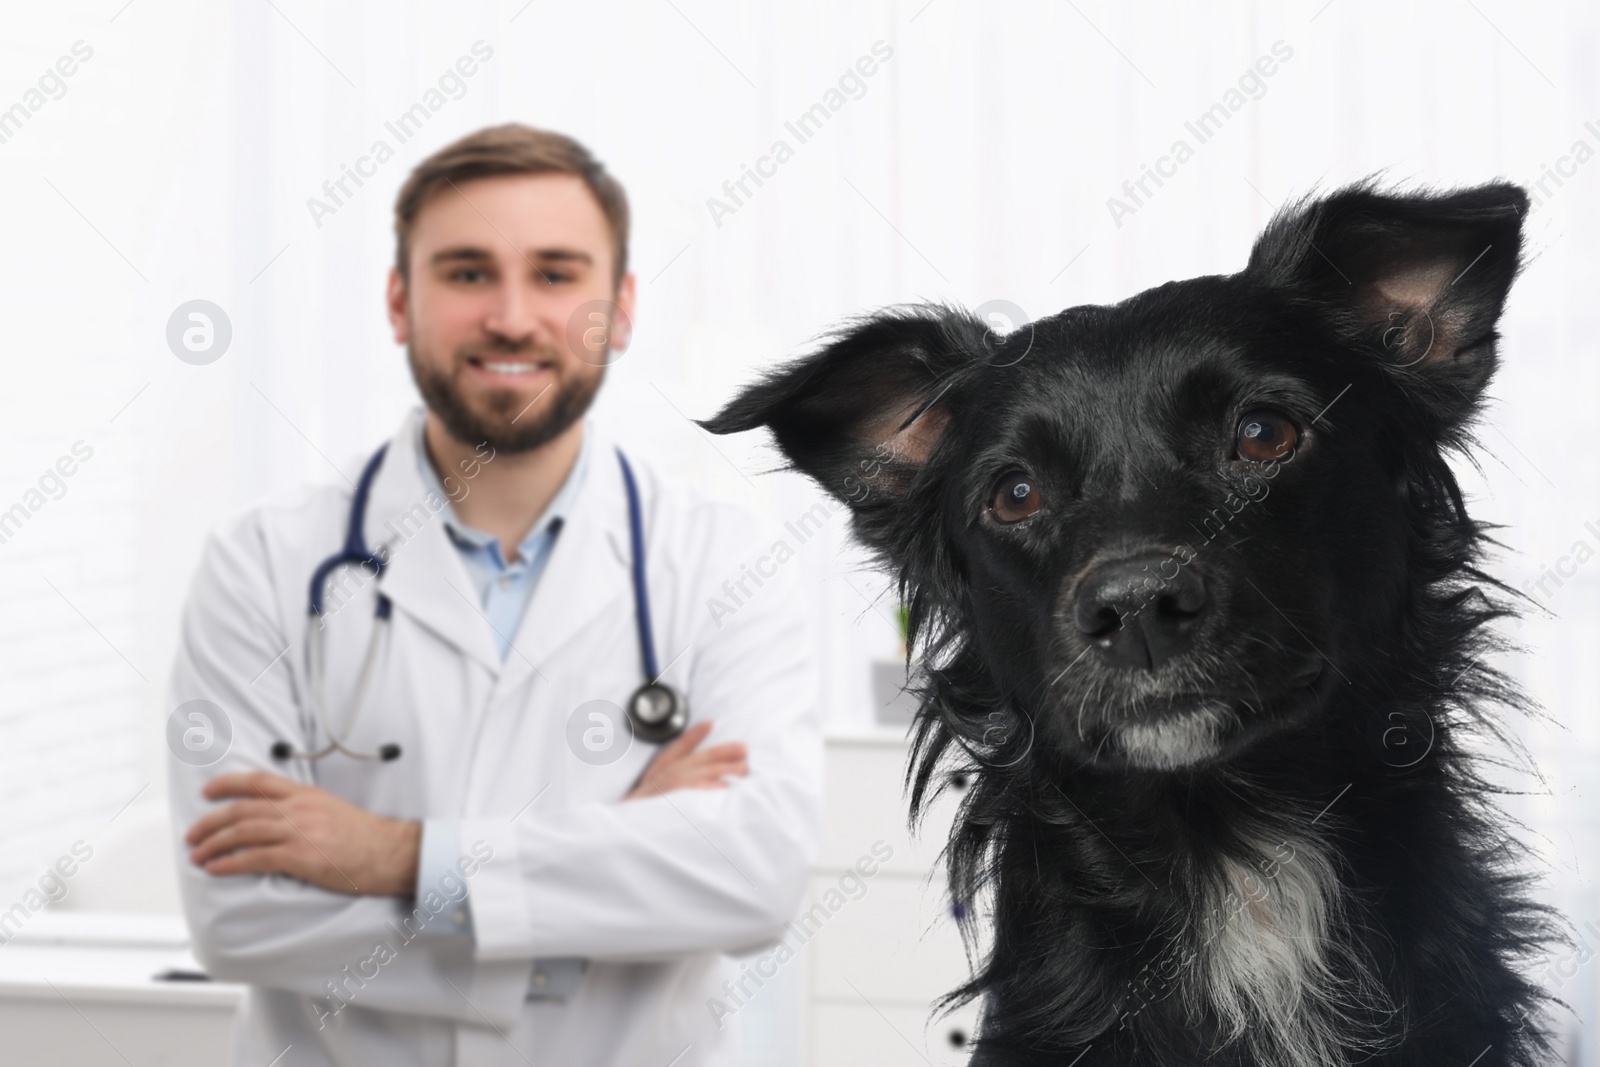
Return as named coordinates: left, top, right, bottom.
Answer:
left=1073, top=554, right=1208, bottom=670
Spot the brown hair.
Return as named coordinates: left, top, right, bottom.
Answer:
left=393, top=123, right=630, bottom=285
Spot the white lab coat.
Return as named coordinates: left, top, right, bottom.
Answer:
left=166, top=409, right=822, bottom=1067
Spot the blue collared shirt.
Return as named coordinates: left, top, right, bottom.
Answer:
left=410, top=417, right=592, bottom=997
left=414, top=420, right=592, bottom=661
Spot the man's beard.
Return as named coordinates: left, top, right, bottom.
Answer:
left=407, top=343, right=604, bottom=454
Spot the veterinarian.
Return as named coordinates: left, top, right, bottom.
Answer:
left=166, top=124, right=821, bottom=1067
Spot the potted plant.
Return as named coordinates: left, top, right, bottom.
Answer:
left=869, top=602, right=920, bottom=726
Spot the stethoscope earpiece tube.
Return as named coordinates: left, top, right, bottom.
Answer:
left=273, top=446, right=401, bottom=764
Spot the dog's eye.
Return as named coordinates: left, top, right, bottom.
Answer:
left=990, top=472, right=1042, bottom=524
left=1235, top=409, right=1299, bottom=462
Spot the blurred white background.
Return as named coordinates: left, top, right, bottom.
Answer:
left=0, top=0, right=1596, bottom=1062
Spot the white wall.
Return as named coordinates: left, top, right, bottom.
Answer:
left=1, top=0, right=1596, bottom=1057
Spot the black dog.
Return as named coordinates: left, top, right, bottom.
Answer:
left=703, top=183, right=1557, bottom=1065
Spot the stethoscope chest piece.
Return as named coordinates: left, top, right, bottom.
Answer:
left=628, top=683, right=687, bottom=744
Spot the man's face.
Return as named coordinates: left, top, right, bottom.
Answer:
left=388, top=173, right=635, bottom=453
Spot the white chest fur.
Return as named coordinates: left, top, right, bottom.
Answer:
left=1185, top=831, right=1395, bottom=1067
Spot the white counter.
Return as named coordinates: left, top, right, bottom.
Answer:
left=0, top=912, right=241, bottom=1066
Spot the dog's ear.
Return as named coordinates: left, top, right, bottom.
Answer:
left=699, top=305, right=984, bottom=516
left=1246, top=182, right=1527, bottom=425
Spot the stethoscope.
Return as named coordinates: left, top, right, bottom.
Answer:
left=269, top=443, right=688, bottom=764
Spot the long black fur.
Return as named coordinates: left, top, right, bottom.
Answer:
left=703, top=182, right=1559, bottom=1065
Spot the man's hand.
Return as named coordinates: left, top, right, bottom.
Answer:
left=624, top=721, right=747, bottom=801
left=186, top=771, right=420, bottom=896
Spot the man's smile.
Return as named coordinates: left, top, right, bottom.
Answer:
left=464, top=354, right=556, bottom=388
